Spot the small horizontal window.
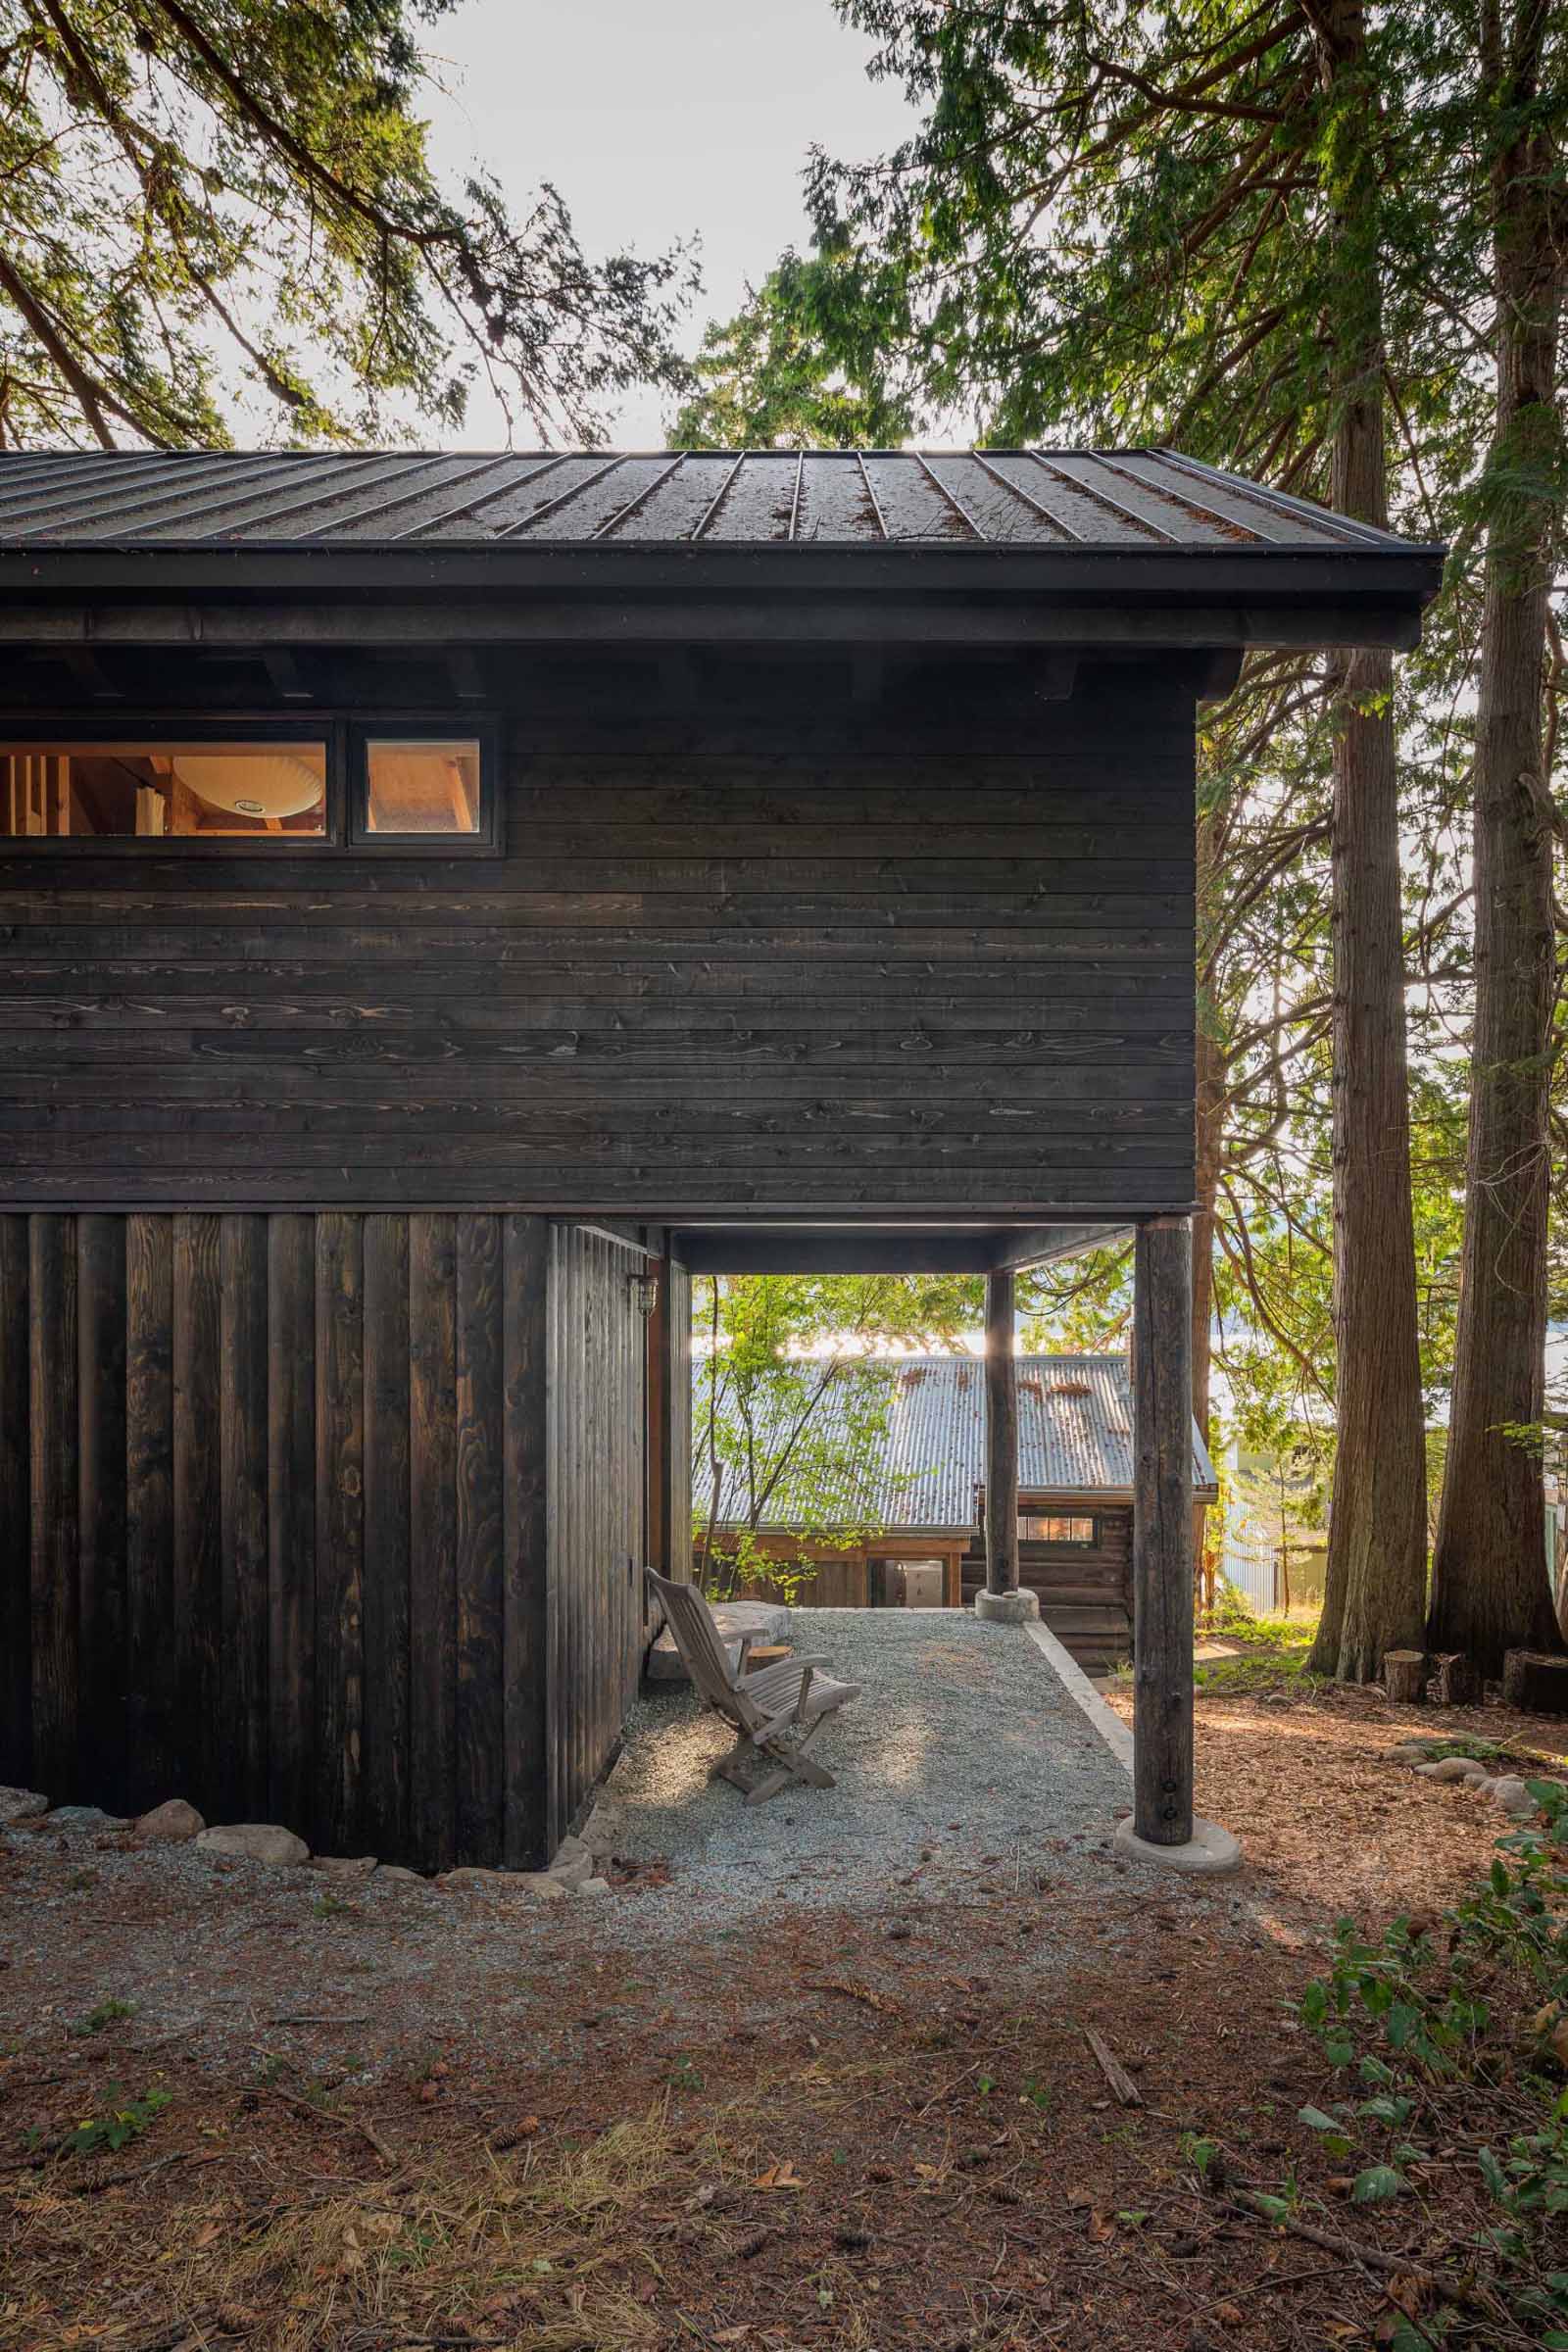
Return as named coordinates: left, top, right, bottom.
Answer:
left=363, top=736, right=481, bottom=836
left=2, top=741, right=327, bottom=839
left=1018, top=1513, right=1097, bottom=1544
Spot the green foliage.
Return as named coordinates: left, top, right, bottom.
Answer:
left=1286, top=1792, right=1568, bottom=2339
left=692, top=1272, right=977, bottom=1596
left=31, top=2083, right=172, bottom=2158
left=69, top=1997, right=136, bottom=2037
left=671, top=252, right=917, bottom=450
left=0, top=0, right=693, bottom=448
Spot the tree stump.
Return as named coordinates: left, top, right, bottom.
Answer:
left=1432, top=1652, right=1483, bottom=1708
left=1383, top=1649, right=1428, bottom=1704
left=1501, top=1649, right=1568, bottom=1717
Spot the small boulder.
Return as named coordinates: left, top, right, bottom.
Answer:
left=310, top=1854, right=377, bottom=1880
left=377, top=1865, right=424, bottom=1884
left=578, top=1876, right=612, bottom=1897
left=438, top=1865, right=567, bottom=1900
left=135, top=1797, right=205, bottom=1841
left=1414, top=1756, right=1475, bottom=1783
left=1487, top=1776, right=1538, bottom=1819
left=1457, top=1762, right=1493, bottom=1788
left=549, top=1847, right=594, bottom=1888
left=0, top=1788, right=49, bottom=1827
left=196, top=1823, right=309, bottom=1867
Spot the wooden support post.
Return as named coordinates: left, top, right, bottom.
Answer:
left=984, top=1270, right=1018, bottom=1596
left=1133, top=1217, right=1194, bottom=1846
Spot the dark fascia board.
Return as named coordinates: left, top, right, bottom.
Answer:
left=0, top=592, right=1433, bottom=654
left=0, top=538, right=1446, bottom=637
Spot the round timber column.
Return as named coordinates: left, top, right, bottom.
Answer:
left=1132, top=1216, right=1195, bottom=1844
left=984, top=1270, right=1019, bottom=1597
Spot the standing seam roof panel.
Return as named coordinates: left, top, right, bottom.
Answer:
left=0, top=448, right=1439, bottom=554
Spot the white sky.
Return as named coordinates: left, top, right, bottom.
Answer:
left=420, top=0, right=915, bottom=446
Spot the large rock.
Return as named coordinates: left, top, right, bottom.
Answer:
left=1486, top=1776, right=1538, bottom=1819
left=647, top=1599, right=791, bottom=1684
left=1414, top=1756, right=1475, bottom=1783
left=0, top=1788, right=49, bottom=1827
left=135, top=1797, right=205, bottom=1842
left=196, top=1823, right=309, bottom=1867
left=42, top=1804, right=131, bottom=1832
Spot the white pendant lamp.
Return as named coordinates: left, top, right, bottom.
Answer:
left=171, top=751, right=322, bottom=819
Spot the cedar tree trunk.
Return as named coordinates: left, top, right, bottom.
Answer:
left=1194, top=907, right=1231, bottom=1608
left=1306, top=0, right=1430, bottom=1680
left=1428, top=0, right=1565, bottom=1673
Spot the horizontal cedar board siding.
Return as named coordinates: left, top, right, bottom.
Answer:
left=0, top=677, right=1196, bottom=1212
left=961, top=1508, right=1133, bottom=1666
left=0, top=1208, right=611, bottom=1874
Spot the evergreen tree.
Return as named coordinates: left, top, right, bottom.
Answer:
left=0, top=0, right=693, bottom=447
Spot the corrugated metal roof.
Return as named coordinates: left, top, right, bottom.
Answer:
left=0, top=447, right=1426, bottom=553
left=699, top=1353, right=1218, bottom=1532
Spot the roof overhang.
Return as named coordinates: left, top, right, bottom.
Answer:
left=0, top=542, right=1445, bottom=655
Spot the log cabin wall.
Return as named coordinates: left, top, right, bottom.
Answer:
left=960, top=1507, right=1135, bottom=1671
left=0, top=1208, right=643, bottom=1871
left=0, top=657, right=1198, bottom=1220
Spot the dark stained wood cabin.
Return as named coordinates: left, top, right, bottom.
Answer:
left=0, top=450, right=1443, bottom=1868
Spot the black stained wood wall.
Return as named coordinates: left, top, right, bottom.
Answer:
left=545, top=1222, right=652, bottom=1851
left=0, top=1210, right=648, bottom=1870
left=0, top=662, right=1198, bottom=1220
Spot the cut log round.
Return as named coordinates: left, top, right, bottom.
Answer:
left=1383, top=1650, right=1428, bottom=1705
left=1501, top=1649, right=1568, bottom=1718
left=1432, top=1652, right=1483, bottom=1708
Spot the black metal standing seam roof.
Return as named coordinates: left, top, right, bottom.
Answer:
left=0, top=446, right=1436, bottom=553
left=697, top=1353, right=1219, bottom=1533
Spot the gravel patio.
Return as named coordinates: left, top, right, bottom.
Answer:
left=589, top=1609, right=1133, bottom=1913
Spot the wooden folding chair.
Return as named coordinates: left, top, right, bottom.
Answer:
left=645, top=1568, right=860, bottom=1804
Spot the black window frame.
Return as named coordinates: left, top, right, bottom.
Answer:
left=0, top=710, right=501, bottom=856
left=348, top=717, right=502, bottom=854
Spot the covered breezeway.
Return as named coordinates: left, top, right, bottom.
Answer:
left=587, top=1606, right=1135, bottom=1909
left=666, top=1216, right=1219, bottom=1867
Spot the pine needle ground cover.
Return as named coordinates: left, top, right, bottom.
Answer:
left=5, top=1675, right=1568, bottom=2351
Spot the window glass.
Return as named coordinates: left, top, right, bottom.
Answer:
left=1, top=742, right=326, bottom=838
left=1018, top=1512, right=1097, bottom=1544
left=365, top=737, right=480, bottom=835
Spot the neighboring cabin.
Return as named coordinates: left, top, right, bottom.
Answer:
left=696, top=1353, right=1218, bottom=1672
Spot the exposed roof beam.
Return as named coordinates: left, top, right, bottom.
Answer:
left=991, top=1224, right=1134, bottom=1272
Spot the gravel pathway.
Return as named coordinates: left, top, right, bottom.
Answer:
left=589, top=1609, right=1132, bottom=1915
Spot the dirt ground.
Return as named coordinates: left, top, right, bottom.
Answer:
left=3, top=1675, right=1565, bottom=2352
